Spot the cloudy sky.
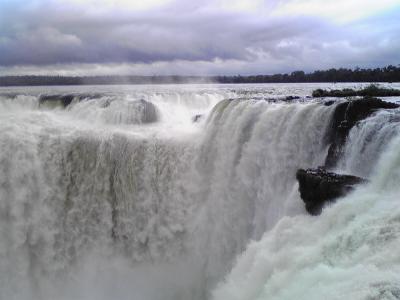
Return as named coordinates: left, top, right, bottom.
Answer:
left=0, top=0, right=399, bottom=75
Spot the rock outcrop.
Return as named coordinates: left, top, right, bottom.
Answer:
left=39, top=94, right=75, bottom=108
left=192, top=114, right=203, bottom=123
left=285, top=96, right=301, bottom=101
left=296, top=168, right=365, bottom=215
left=38, top=93, right=103, bottom=108
left=297, top=97, right=398, bottom=215
left=325, top=97, right=399, bottom=167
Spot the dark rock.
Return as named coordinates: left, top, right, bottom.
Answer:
left=324, top=100, right=336, bottom=106
left=325, top=97, right=399, bottom=167
left=296, top=168, right=366, bottom=215
left=312, top=89, right=325, bottom=97
left=39, top=94, right=75, bottom=108
left=192, top=114, right=203, bottom=123
left=38, top=93, right=104, bottom=108
left=285, top=96, right=300, bottom=101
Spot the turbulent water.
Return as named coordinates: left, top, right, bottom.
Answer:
left=0, top=83, right=400, bottom=300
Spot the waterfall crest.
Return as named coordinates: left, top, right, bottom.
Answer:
left=0, top=84, right=399, bottom=300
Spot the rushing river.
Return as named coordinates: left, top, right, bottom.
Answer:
left=1, top=83, right=400, bottom=300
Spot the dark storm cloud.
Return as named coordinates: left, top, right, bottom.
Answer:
left=0, top=0, right=399, bottom=74
left=0, top=1, right=311, bottom=66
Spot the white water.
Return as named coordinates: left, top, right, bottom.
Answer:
left=0, top=83, right=400, bottom=300
left=212, top=131, right=400, bottom=300
left=335, top=108, right=400, bottom=177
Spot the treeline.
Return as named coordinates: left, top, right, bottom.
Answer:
left=217, top=65, right=400, bottom=83
left=312, top=84, right=400, bottom=97
left=0, top=65, right=399, bottom=86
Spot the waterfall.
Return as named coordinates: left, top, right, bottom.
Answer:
left=0, top=84, right=399, bottom=300
left=212, top=126, right=400, bottom=300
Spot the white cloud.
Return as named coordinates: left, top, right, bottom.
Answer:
left=274, top=0, right=400, bottom=23
left=216, top=0, right=265, bottom=12
left=62, top=0, right=173, bottom=11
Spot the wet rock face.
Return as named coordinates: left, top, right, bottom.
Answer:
left=325, top=97, right=399, bottom=167
left=285, top=96, right=301, bottom=101
left=296, top=168, right=366, bottom=215
left=192, top=114, right=203, bottom=123
left=39, top=94, right=75, bottom=108
left=38, top=93, right=103, bottom=108
left=296, top=97, right=397, bottom=215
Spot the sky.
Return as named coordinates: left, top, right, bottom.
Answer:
left=0, top=0, right=399, bottom=76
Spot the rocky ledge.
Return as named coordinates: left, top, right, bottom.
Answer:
left=38, top=93, right=103, bottom=108
left=325, top=97, right=399, bottom=167
left=297, top=96, right=398, bottom=215
left=296, top=168, right=366, bottom=215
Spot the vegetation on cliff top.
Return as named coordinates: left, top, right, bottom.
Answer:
left=312, top=84, right=400, bottom=98
left=1, top=65, right=400, bottom=86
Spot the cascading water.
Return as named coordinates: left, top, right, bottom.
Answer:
left=212, top=127, right=400, bottom=300
left=0, top=83, right=400, bottom=300
left=187, top=99, right=333, bottom=291
left=334, top=108, right=400, bottom=177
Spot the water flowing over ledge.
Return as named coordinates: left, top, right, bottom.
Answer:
left=0, top=83, right=400, bottom=300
